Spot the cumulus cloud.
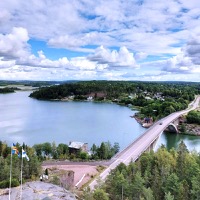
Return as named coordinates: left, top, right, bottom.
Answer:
left=88, top=46, right=139, bottom=68
left=0, top=27, right=29, bottom=59
left=17, top=51, right=72, bottom=69
left=0, top=0, right=200, bottom=81
left=1, top=0, right=199, bottom=55
left=184, top=35, right=200, bottom=65
left=160, top=35, right=200, bottom=74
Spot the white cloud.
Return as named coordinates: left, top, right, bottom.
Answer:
left=163, top=53, right=194, bottom=73
left=1, top=0, right=199, bottom=56
left=160, top=35, right=200, bottom=74
left=184, top=35, right=200, bottom=65
left=0, top=0, right=200, bottom=81
left=0, top=57, right=16, bottom=68
left=0, top=27, right=29, bottom=59
left=88, top=46, right=139, bottom=68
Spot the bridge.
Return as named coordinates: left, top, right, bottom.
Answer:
left=89, top=96, right=200, bottom=190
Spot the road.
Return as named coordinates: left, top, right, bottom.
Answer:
left=89, top=95, right=200, bottom=190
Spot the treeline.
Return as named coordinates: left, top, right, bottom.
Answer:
left=84, top=142, right=200, bottom=200
left=0, top=80, right=69, bottom=87
left=29, top=81, right=200, bottom=119
left=186, top=110, right=200, bottom=125
left=0, top=87, right=15, bottom=93
left=0, top=140, right=119, bottom=188
left=0, top=142, right=41, bottom=188
left=33, top=141, right=120, bottom=161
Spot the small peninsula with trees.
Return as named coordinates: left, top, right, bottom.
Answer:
left=0, top=87, right=18, bottom=93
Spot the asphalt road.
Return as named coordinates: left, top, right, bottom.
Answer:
left=89, top=95, right=200, bottom=190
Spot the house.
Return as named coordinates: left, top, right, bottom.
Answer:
left=87, top=96, right=93, bottom=101
left=68, top=141, right=88, bottom=154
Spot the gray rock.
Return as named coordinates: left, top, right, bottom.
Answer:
left=0, top=181, right=76, bottom=200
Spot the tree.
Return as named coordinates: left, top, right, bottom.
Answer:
left=42, top=142, right=52, bottom=157
left=177, top=141, right=189, bottom=181
left=179, top=124, right=186, bottom=134
left=98, top=142, right=107, bottom=159
left=191, top=173, right=200, bottom=199
left=186, top=110, right=200, bottom=124
left=80, top=151, right=88, bottom=160
left=93, top=188, right=109, bottom=200
left=152, top=166, right=163, bottom=200
left=51, top=141, right=58, bottom=159
left=177, top=180, right=189, bottom=200
left=33, top=144, right=43, bottom=157
left=142, top=187, right=154, bottom=200
left=164, top=192, right=174, bottom=200
left=91, top=144, right=97, bottom=155
left=57, top=143, right=69, bottom=159
left=163, top=173, right=179, bottom=197
left=130, top=172, right=145, bottom=199
left=113, top=142, right=120, bottom=154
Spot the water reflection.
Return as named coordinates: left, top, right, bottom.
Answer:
left=157, top=131, right=200, bottom=152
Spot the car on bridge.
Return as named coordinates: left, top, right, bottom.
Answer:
left=159, top=122, right=163, bottom=125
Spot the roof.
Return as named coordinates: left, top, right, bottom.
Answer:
left=69, top=141, right=85, bottom=149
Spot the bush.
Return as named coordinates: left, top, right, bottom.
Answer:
left=80, top=152, right=88, bottom=160
left=0, top=178, right=20, bottom=188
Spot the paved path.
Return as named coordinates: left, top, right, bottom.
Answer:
left=89, top=96, right=200, bottom=190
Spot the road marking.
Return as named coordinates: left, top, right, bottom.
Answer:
left=75, top=174, right=85, bottom=187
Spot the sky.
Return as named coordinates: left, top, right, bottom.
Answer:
left=0, top=0, right=200, bottom=81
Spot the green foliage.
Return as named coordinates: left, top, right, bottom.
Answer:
left=0, top=141, right=41, bottom=188
left=91, top=142, right=120, bottom=160
left=92, top=142, right=200, bottom=200
left=164, top=192, right=174, bottom=200
left=0, top=179, right=19, bottom=188
left=80, top=152, right=88, bottom=160
left=179, top=124, right=187, bottom=133
left=33, top=142, right=69, bottom=160
left=0, top=87, right=15, bottom=93
left=186, top=110, right=200, bottom=125
left=93, top=188, right=109, bottom=200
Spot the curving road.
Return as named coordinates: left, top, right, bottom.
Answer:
left=89, top=96, right=200, bottom=190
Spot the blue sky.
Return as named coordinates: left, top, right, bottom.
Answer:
left=0, top=0, right=199, bottom=81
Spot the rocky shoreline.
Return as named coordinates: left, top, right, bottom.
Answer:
left=183, top=123, right=200, bottom=136
left=131, top=115, right=153, bottom=128
left=131, top=114, right=200, bottom=136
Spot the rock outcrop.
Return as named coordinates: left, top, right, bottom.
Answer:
left=0, top=181, right=76, bottom=200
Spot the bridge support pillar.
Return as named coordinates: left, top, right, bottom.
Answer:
left=145, top=136, right=160, bottom=152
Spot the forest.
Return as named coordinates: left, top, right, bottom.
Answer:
left=84, top=142, right=200, bottom=200
left=2, top=141, right=200, bottom=200
left=30, top=81, right=200, bottom=119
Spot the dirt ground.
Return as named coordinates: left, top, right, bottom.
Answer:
left=42, top=164, right=99, bottom=189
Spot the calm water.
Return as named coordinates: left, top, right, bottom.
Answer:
left=0, top=91, right=200, bottom=151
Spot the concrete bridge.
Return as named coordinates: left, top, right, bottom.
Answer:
left=89, top=96, right=200, bottom=190
left=164, top=117, right=180, bottom=133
